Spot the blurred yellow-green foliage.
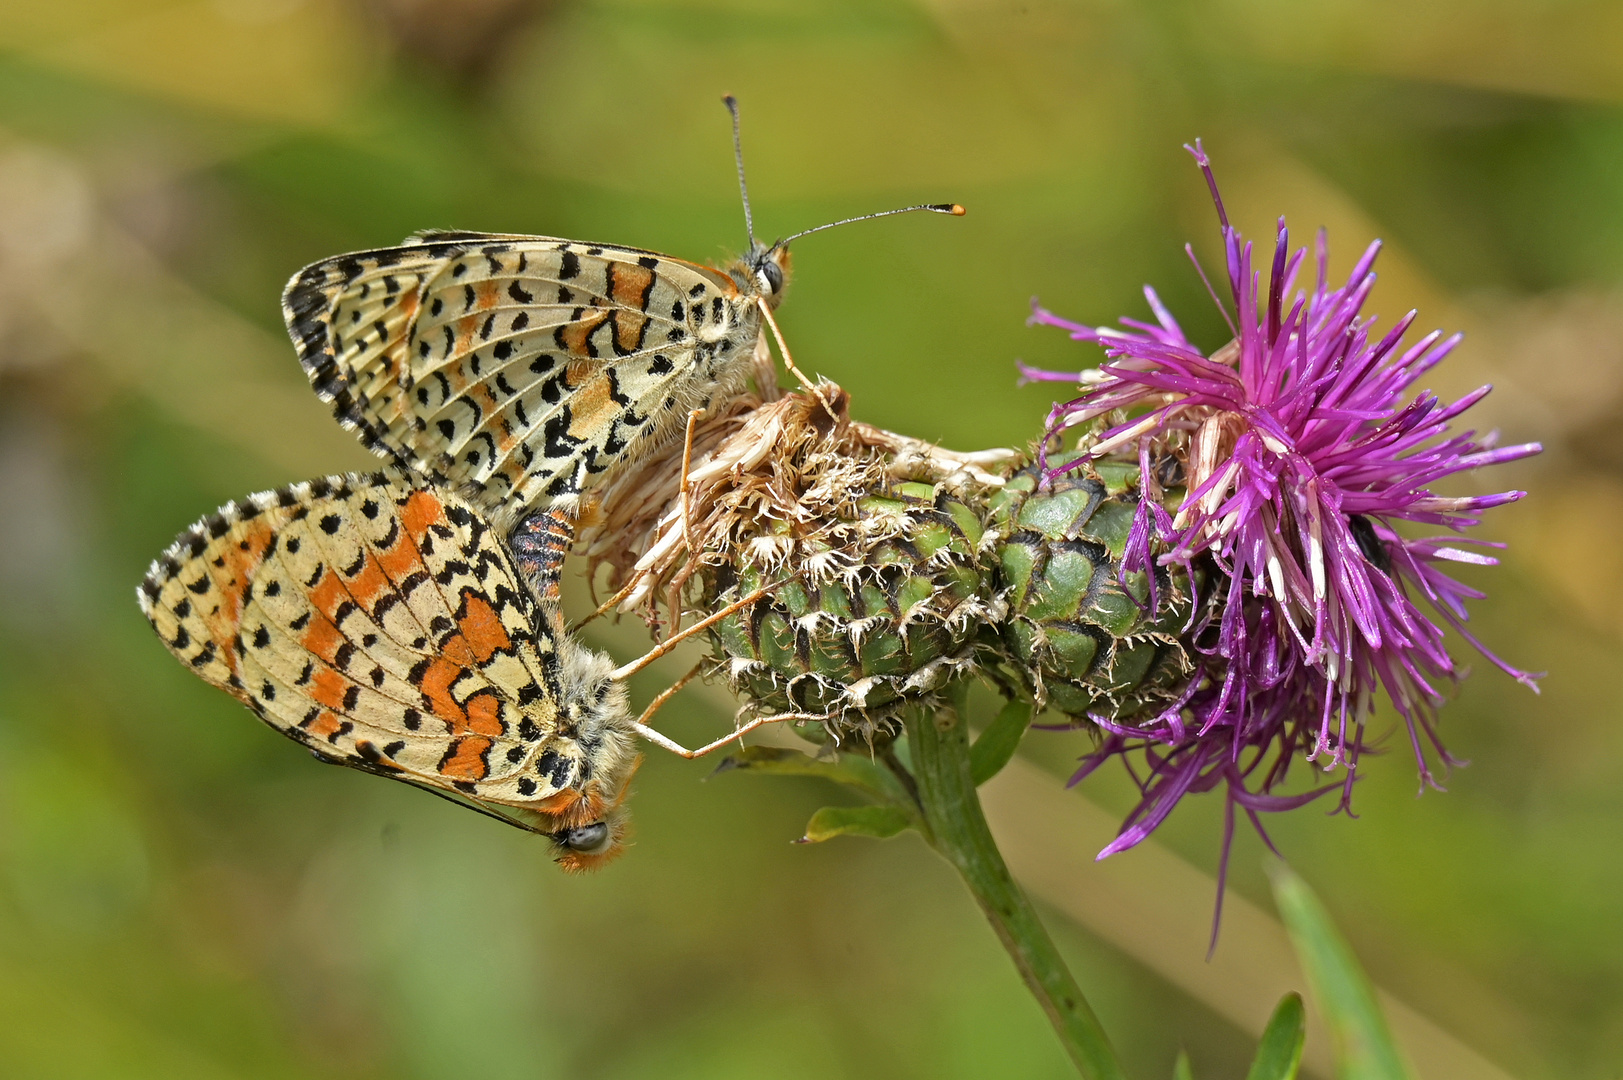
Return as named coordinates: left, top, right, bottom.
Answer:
left=1, top=1, right=1620, bottom=1077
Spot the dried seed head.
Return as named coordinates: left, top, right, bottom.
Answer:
left=585, top=381, right=1015, bottom=745
left=706, top=479, right=999, bottom=745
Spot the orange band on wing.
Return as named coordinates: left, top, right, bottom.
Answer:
left=415, top=658, right=503, bottom=738
left=377, top=525, right=425, bottom=579
left=557, top=310, right=608, bottom=357
left=454, top=594, right=512, bottom=664
left=310, top=667, right=350, bottom=711
left=400, top=488, right=446, bottom=543
left=304, top=709, right=345, bottom=740
left=439, top=735, right=492, bottom=781
left=612, top=311, right=647, bottom=354
left=609, top=262, right=654, bottom=309
left=416, top=656, right=464, bottom=724
left=343, top=555, right=392, bottom=610
left=198, top=519, right=277, bottom=673
left=302, top=612, right=346, bottom=666
left=565, top=374, right=616, bottom=440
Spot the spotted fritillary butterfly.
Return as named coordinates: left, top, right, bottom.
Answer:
left=281, top=98, right=961, bottom=522
left=138, top=471, right=806, bottom=861
left=141, top=100, right=954, bottom=860
left=139, top=471, right=639, bottom=866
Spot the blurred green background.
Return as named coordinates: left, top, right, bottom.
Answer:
left=1, top=0, right=1619, bottom=1077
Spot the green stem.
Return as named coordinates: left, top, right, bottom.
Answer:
left=902, top=701, right=1129, bottom=1080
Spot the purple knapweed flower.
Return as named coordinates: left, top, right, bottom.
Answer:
left=1024, top=142, right=1541, bottom=935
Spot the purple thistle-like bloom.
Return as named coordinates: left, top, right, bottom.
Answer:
left=1026, top=143, right=1540, bottom=924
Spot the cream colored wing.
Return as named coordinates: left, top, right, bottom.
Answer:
left=283, top=232, right=764, bottom=520
left=136, top=472, right=635, bottom=832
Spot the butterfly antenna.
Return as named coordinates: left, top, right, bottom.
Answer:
left=779, top=203, right=965, bottom=246
left=722, top=95, right=756, bottom=247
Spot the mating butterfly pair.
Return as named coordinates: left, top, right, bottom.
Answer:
left=139, top=98, right=961, bottom=864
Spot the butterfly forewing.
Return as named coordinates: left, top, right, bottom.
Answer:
left=284, top=232, right=763, bottom=520
left=138, top=472, right=594, bottom=807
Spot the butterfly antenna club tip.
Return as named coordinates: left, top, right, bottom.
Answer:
left=779, top=201, right=968, bottom=245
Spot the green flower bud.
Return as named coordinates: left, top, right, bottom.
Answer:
left=986, top=452, right=1196, bottom=721
left=705, top=481, right=1000, bottom=745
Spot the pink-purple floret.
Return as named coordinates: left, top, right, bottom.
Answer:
left=1025, top=141, right=1541, bottom=930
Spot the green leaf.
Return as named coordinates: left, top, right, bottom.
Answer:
left=800, top=804, right=915, bottom=843
left=1244, top=993, right=1306, bottom=1080
left=711, top=745, right=913, bottom=806
left=1270, top=864, right=1414, bottom=1080
left=1171, top=1048, right=1195, bottom=1080
left=969, top=699, right=1032, bottom=786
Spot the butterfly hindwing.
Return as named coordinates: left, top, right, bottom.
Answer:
left=283, top=232, right=764, bottom=520
left=137, top=471, right=597, bottom=806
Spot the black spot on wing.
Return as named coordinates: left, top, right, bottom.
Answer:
left=542, top=407, right=582, bottom=457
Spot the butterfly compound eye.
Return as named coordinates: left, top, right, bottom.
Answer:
left=558, top=821, right=613, bottom=856
left=755, top=256, right=784, bottom=296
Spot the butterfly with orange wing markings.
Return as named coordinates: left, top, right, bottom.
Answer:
left=282, top=99, right=965, bottom=525
left=282, top=230, right=791, bottom=525
left=137, top=470, right=638, bottom=868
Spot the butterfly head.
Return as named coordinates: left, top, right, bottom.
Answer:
left=538, top=639, right=644, bottom=871
left=548, top=800, right=632, bottom=872
left=733, top=205, right=962, bottom=311
left=549, top=738, right=641, bottom=871
left=738, top=241, right=792, bottom=309
left=722, top=97, right=957, bottom=313
left=535, top=756, right=638, bottom=871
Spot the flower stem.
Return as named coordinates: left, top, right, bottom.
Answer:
left=902, top=700, right=1128, bottom=1080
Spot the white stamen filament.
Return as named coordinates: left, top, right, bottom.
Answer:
left=1266, top=553, right=1286, bottom=600
left=1087, top=411, right=1170, bottom=458
left=1430, top=546, right=1495, bottom=565
left=1307, top=503, right=1326, bottom=601
left=1409, top=496, right=1482, bottom=512
left=1201, top=450, right=1238, bottom=520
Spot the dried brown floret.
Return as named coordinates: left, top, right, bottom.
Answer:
left=580, top=381, right=1016, bottom=744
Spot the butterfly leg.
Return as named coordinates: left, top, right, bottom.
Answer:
left=633, top=709, right=831, bottom=759
left=630, top=659, right=706, bottom=732
left=755, top=296, right=838, bottom=421
left=609, top=579, right=790, bottom=681
left=570, top=573, right=645, bottom=632
left=678, top=407, right=705, bottom=560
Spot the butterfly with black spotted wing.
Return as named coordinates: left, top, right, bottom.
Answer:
left=138, top=470, right=809, bottom=864
left=281, top=97, right=963, bottom=525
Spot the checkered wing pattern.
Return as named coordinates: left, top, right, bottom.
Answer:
left=137, top=472, right=636, bottom=849
left=283, top=232, right=763, bottom=520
